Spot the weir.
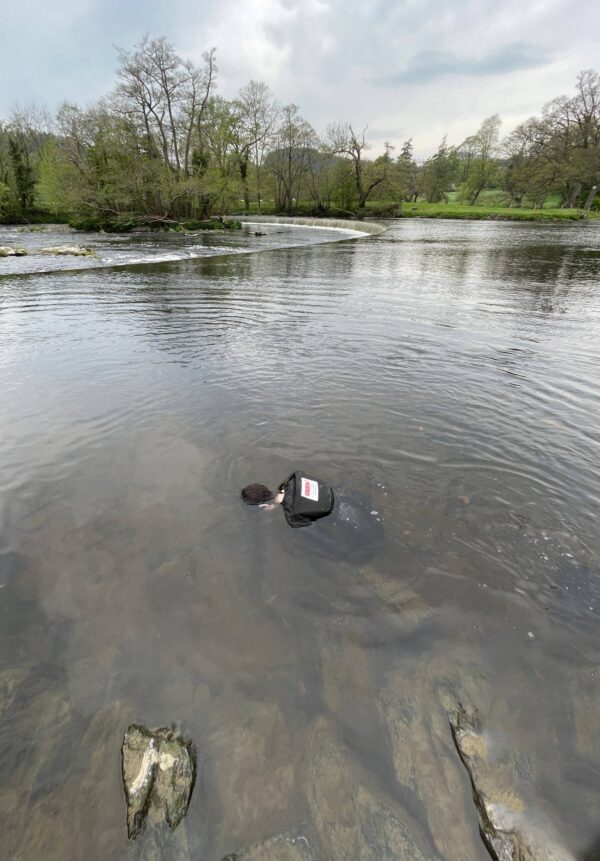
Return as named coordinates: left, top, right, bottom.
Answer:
left=237, top=215, right=388, bottom=235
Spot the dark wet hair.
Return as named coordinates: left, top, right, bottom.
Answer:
left=241, top=483, right=274, bottom=505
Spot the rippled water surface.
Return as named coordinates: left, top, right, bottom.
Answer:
left=1, top=220, right=599, bottom=860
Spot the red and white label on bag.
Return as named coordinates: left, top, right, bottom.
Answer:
left=300, top=477, right=319, bottom=501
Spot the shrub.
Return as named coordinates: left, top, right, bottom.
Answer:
left=181, top=218, right=242, bottom=230
left=69, top=216, right=104, bottom=231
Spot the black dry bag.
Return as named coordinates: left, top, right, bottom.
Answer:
left=281, top=471, right=335, bottom=528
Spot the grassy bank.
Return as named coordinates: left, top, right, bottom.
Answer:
left=234, top=199, right=599, bottom=223
left=394, top=202, right=598, bottom=222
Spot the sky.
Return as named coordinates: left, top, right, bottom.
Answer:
left=0, top=0, right=598, bottom=158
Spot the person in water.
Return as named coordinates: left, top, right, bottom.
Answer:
left=241, top=471, right=335, bottom=528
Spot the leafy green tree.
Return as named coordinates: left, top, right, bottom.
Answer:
left=501, top=118, right=545, bottom=204
left=421, top=137, right=458, bottom=202
left=330, top=159, right=357, bottom=212
left=199, top=96, right=244, bottom=213
left=501, top=71, right=600, bottom=209
left=8, top=137, right=35, bottom=212
left=231, top=80, right=279, bottom=211
left=457, top=114, right=502, bottom=204
left=396, top=139, right=420, bottom=202
left=0, top=124, right=15, bottom=219
left=0, top=180, right=15, bottom=220
left=0, top=107, right=52, bottom=218
left=566, top=70, right=600, bottom=209
left=42, top=102, right=189, bottom=221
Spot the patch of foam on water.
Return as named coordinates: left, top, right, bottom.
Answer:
left=119, top=252, right=187, bottom=265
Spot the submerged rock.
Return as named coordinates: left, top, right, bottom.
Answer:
left=221, top=831, right=315, bottom=860
left=0, top=667, right=30, bottom=719
left=36, top=244, right=96, bottom=256
left=449, top=706, right=574, bottom=861
left=121, top=724, right=196, bottom=839
left=0, top=245, right=27, bottom=256
left=307, top=717, right=439, bottom=860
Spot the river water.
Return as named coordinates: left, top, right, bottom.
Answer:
left=0, top=220, right=598, bottom=860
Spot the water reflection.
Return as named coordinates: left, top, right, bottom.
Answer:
left=0, top=220, right=599, bottom=859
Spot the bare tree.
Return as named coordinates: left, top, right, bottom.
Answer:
left=571, top=70, right=600, bottom=209
left=114, top=36, right=217, bottom=177
left=182, top=48, right=217, bottom=177
left=232, top=80, right=279, bottom=211
left=326, top=123, right=391, bottom=214
left=189, top=47, right=217, bottom=177
left=267, top=104, right=316, bottom=213
left=305, top=145, right=339, bottom=213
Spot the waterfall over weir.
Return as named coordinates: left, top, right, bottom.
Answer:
left=237, top=215, right=388, bottom=235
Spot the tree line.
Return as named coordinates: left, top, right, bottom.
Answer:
left=1, top=37, right=599, bottom=225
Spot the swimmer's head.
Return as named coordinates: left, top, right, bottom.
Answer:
left=241, top=483, right=274, bottom=505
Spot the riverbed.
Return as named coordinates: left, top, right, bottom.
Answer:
left=0, top=219, right=599, bottom=859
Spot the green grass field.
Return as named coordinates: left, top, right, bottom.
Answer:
left=394, top=202, right=598, bottom=222
left=240, top=197, right=599, bottom=223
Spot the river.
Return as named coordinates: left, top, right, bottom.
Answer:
left=0, top=219, right=599, bottom=859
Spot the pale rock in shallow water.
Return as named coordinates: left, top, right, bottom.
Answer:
left=36, top=244, right=96, bottom=256
left=121, top=724, right=196, bottom=839
left=449, top=706, right=575, bottom=861
left=0, top=245, right=27, bottom=256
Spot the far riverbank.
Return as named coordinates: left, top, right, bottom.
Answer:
left=2, top=203, right=599, bottom=231
left=236, top=201, right=600, bottom=224
left=394, top=201, right=599, bottom=222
